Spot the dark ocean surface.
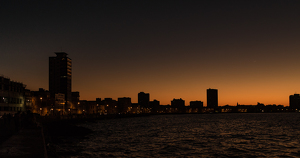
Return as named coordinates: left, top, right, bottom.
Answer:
left=51, top=113, right=300, bottom=157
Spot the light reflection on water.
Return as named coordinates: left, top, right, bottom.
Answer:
left=70, top=113, right=300, bottom=157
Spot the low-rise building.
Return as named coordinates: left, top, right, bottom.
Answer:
left=0, top=76, right=26, bottom=115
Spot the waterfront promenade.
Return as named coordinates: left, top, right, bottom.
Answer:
left=0, top=128, right=47, bottom=158
left=0, top=112, right=47, bottom=158
left=0, top=113, right=148, bottom=158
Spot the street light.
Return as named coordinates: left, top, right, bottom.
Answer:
left=62, top=102, right=65, bottom=115
left=40, top=97, right=43, bottom=114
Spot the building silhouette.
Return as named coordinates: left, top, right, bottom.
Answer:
left=149, top=99, right=160, bottom=113
left=71, top=91, right=80, bottom=113
left=0, top=75, right=26, bottom=115
left=31, top=88, right=51, bottom=115
left=79, top=100, right=96, bottom=114
left=190, top=101, right=203, bottom=108
left=49, top=52, right=72, bottom=106
left=118, top=97, right=132, bottom=114
left=138, top=92, right=149, bottom=108
left=207, top=88, right=218, bottom=108
left=102, top=98, right=118, bottom=114
left=289, top=94, right=300, bottom=109
left=171, top=98, right=185, bottom=113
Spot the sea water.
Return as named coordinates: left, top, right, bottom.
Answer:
left=54, top=113, right=300, bottom=157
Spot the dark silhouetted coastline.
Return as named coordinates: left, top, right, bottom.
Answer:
left=42, top=113, right=150, bottom=157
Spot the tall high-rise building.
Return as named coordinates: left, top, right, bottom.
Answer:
left=207, top=88, right=218, bottom=108
left=289, top=94, right=300, bottom=109
left=138, top=92, right=149, bottom=107
left=49, top=52, right=72, bottom=104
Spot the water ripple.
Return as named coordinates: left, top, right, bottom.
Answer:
left=56, top=113, right=300, bottom=157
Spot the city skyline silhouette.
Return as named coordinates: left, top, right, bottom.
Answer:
left=2, top=1, right=300, bottom=157
left=1, top=1, right=300, bottom=106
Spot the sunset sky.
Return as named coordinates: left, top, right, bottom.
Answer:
left=1, top=0, right=300, bottom=106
